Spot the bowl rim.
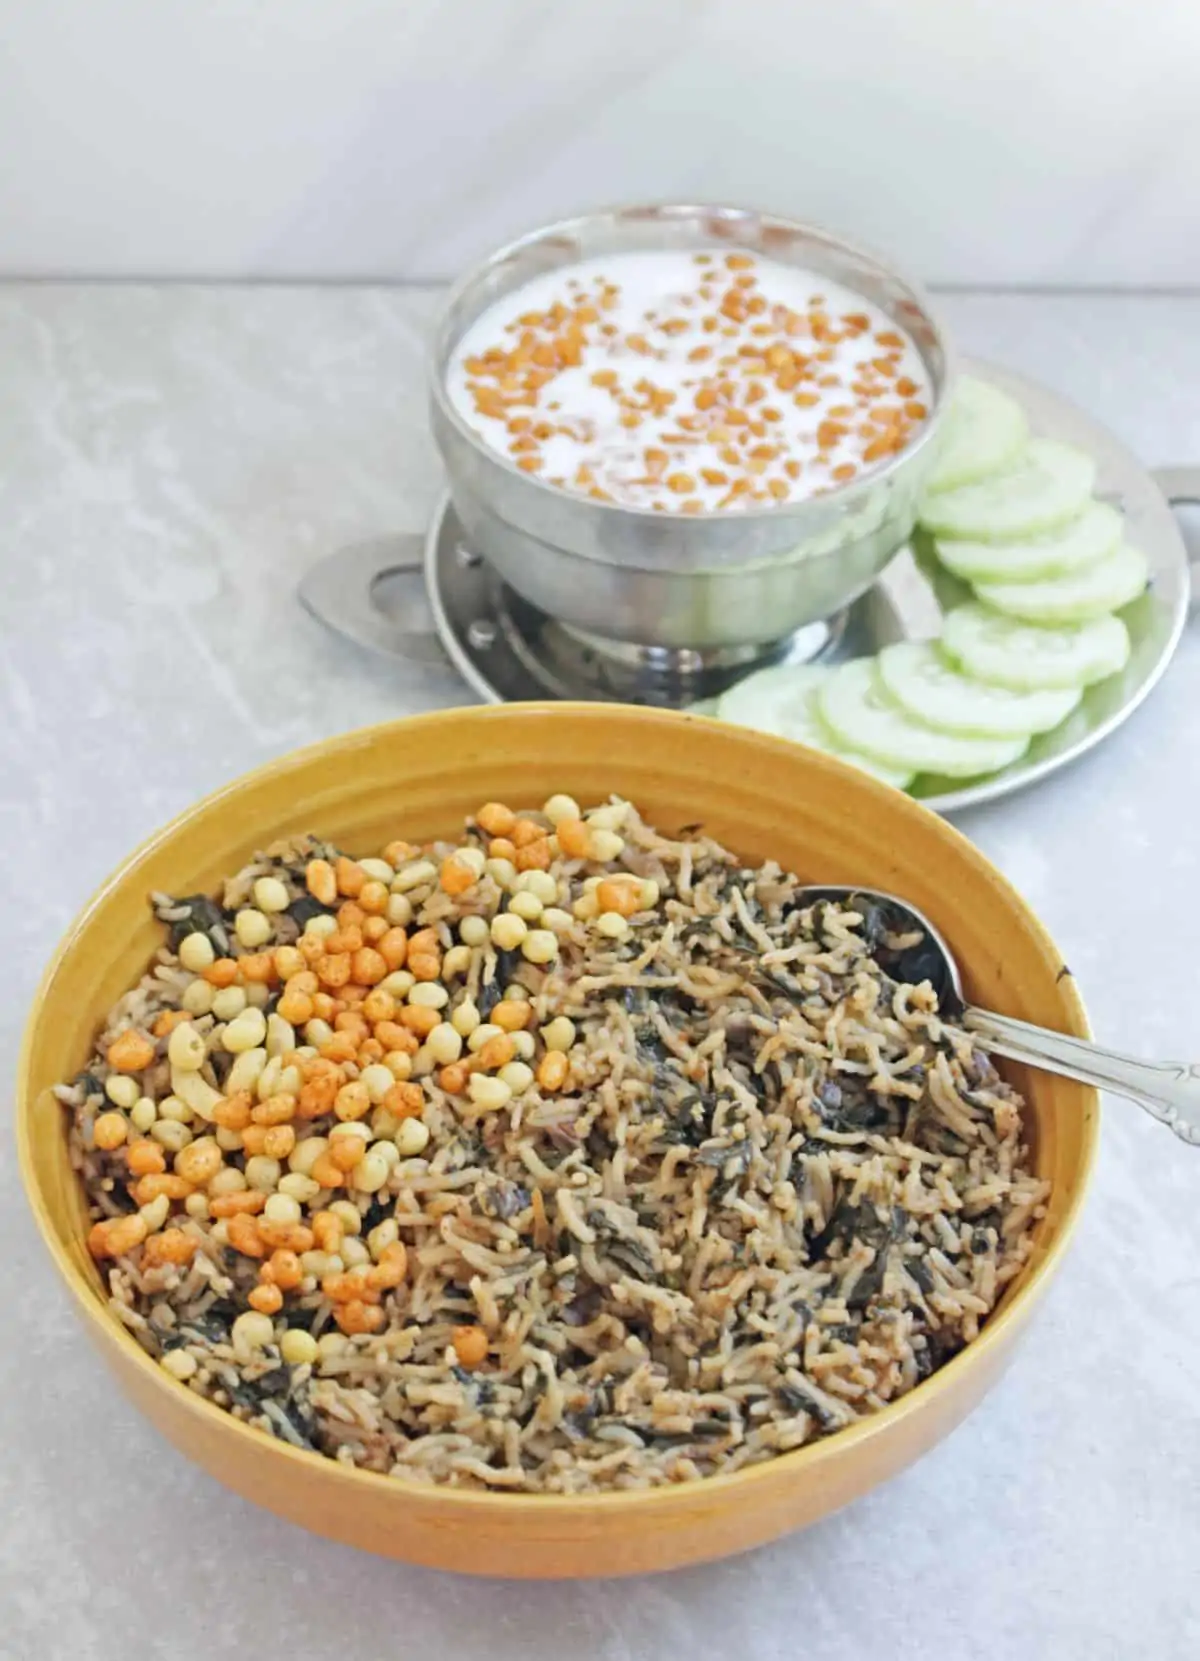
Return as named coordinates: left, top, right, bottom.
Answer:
left=17, top=702, right=1098, bottom=1519
left=427, top=200, right=956, bottom=527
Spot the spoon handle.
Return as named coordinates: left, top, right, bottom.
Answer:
left=963, top=1008, right=1200, bottom=1146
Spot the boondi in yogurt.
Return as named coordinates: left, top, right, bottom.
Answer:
left=448, top=250, right=932, bottom=513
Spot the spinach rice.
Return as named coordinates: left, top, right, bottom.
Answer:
left=57, top=795, right=1048, bottom=1493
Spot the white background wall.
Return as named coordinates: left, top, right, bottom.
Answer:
left=2, top=0, right=1197, bottom=287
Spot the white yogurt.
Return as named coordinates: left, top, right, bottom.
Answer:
left=447, top=249, right=931, bottom=512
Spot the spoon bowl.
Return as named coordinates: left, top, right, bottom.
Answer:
left=801, top=885, right=1200, bottom=1147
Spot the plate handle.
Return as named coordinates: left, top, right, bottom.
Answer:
left=1153, top=468, right=1200, bottom=589
left=297, top=535, right=450, bottom=667
left=1152, top=466, right=1200, bottom=506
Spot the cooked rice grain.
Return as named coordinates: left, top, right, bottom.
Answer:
left=59, top=804, right=1048, bottom=1492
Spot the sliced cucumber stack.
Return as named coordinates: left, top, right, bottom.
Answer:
left=919, top=438, right=1095, bottom=541
left=973, top=542, right=1149, bottom=624
left=877, top=640, right=1081, bottom=738
left=818, top=659, right=1029, bottom=778
left=933, top=500, right=1124, bottom=584
left=704, top=374, right=1144, bottom=803
left=924, top=376, right=1029, bottom=494
left=940, top=603, right=1131, bottom=691
left=717, top=664, right=913, bottom=787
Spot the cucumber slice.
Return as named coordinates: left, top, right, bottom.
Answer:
left=818, top=659, right=1029, bottom=778
left=718, top=664, right=829, bottom=735
left=941, top=603, right=1131, bottom=691
left=924, top=376, right=1029, bottom=494
left=877, top=640, right=1080, bottom=738
left=974, top=542, right=1149, bottom=624
left=717, top=665, right=913, bottom=787
left=919, top=439, right=1095, bottom=541
left=911, top=524, right=976, bottom=614
left=934, top=500, right=1123, bottom=584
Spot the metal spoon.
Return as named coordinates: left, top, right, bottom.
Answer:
left=799, top=887, right=1200, bottom=1147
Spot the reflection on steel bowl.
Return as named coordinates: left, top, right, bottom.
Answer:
left=430, top=205, right=952, bottom=650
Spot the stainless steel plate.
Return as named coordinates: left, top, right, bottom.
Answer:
left=299, top=358, right=1198, bottom=816
left=898, top=359, right=1195, bottom=811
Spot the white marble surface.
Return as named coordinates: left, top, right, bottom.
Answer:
left=1, top=285, right=1198, bottom=1659
left=3, top=0, right=1200, bottom=286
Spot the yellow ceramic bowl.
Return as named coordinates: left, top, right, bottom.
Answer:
left=17, top=704, right=1098, bottom=1578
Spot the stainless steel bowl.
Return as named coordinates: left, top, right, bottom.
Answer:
left=429, top=204, right=952, bottom=651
